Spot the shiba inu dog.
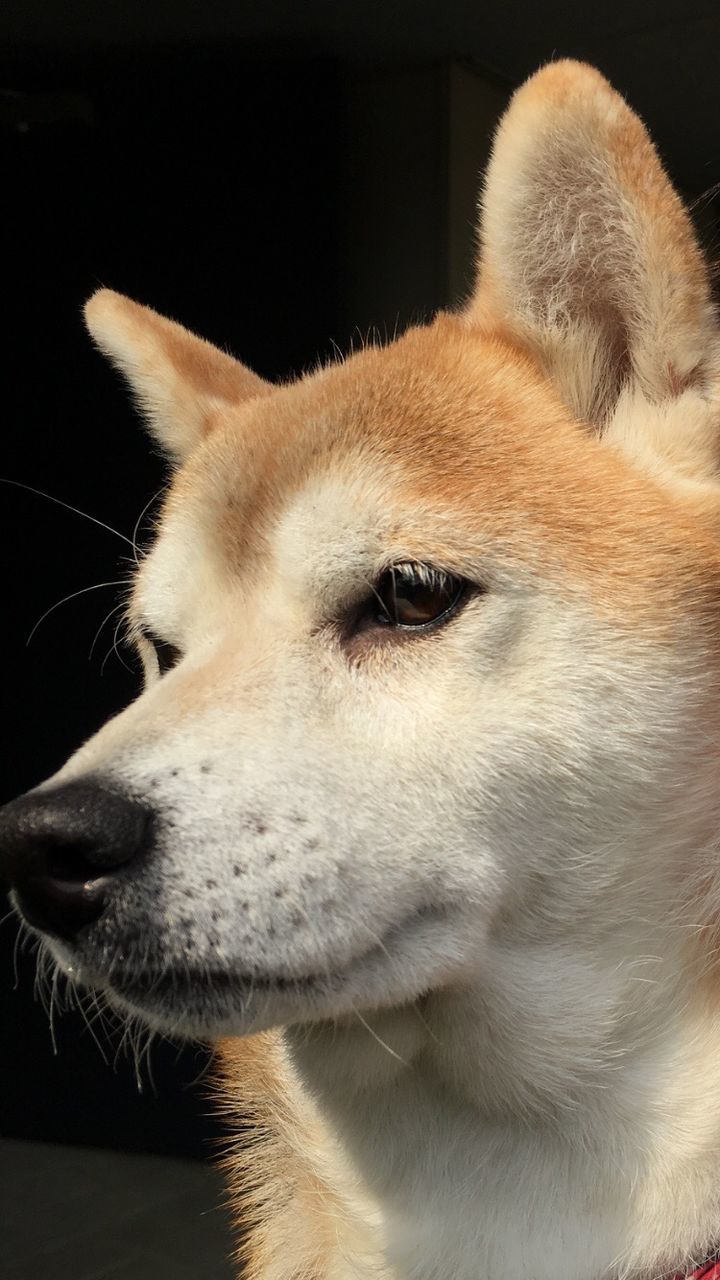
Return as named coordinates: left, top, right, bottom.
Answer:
left=4, top=58, right=720, bottom=1279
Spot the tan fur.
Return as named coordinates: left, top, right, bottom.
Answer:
left=469, top=61, right=720, bottom=424
left=25, top=60, right=720, bottom=1280
left=85, top=290, right=271, bottom=461
left=133, top=312, right=720, bottom=679
left=203, top=64, right=720, bottom=1276
left=216, top=1034, right=385, bottom=1280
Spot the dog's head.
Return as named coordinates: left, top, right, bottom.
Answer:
left=4, top=61, right=720, bottom=1042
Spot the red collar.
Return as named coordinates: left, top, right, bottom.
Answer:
left=674, top=1260, right=720, bottom=1278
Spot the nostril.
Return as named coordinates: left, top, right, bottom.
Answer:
left=16, top=873, right=110, bottom=943
left=0, top=780, right=152, bottom=942
left=46, top=844, right=103, bottom=883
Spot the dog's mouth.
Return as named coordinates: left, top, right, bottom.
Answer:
left=55, top=903, right=464, bottom=1037
left=111, top=965, right=330, bottom=1000
left=108, top=903, right=440, bottom=1001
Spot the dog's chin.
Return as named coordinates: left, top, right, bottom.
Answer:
left=49, top=906, right=474, bottom=1040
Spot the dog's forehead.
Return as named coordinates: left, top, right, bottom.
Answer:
left=170, top=317, right=572, bottom=543
left=138, top=316, right=720, bottom=633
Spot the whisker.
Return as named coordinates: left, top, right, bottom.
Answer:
left=131, top=484, right=169, bottom=567
left=352, top=1007, right=409, bottom=1067
left=0, top=477, right=135, bottom=549
left=81, top=991, right=113, bottom=1036
left=141, top=1029, right=158, bottom=1096
left=89, top=602, right=126, bottom=664
left=33, top=942, right=53, bottom=1014
left=131, top=1018, right=146, bottom=1093
left=74, top=991, right=110, bottom=1066
left=12, top=921, right=25, bottom=989
left=113, top=1019, right=132, bottom=1076
left=101, top=614, right=134, bottom=677
left=409, top=1000, right=443, bottom=1046
left=185, top=1049, right=215, bottom=1090
left=348, top=914, right=444, bottom=1047
left=48, top=964, right=61, bottom=1057
left=27, top=581, right=124, bottom=646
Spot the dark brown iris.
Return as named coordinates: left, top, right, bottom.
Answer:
left=374, top=563, right=466, bottom=629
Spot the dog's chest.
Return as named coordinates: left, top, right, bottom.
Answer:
left=289, top=1037, right=630, bottom=1279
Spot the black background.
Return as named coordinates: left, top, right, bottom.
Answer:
left=0, top=47, right=341, bottom=1156
left=1, top=2, right=719, bottom=1159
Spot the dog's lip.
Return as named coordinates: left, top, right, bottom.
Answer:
left=109, top=966, right=326, bottom=998
left=100, top=903, right=444, bottom=1004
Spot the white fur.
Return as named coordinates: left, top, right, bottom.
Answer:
left=42, top=459, right=720, bottom=1277
left=19, top=60, right=720, bottom=1280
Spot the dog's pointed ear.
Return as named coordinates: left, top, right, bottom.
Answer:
left=469, top=61, right=719, bottom=428
left=84, top=289, right=272, bottom=464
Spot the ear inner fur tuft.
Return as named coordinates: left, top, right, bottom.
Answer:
left=84, top=288, right=273, bottom=465
left=468, top=59, right=720, bottom=428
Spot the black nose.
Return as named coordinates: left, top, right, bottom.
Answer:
left=0, top=781, right=150, bottom=942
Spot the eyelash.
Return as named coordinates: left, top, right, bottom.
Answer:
left=361, top=561, right=469, bottom=631
left=137, top=562, right=470, bottom=676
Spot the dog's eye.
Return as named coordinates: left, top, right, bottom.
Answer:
left=142, top=629, right=182, bottom=676
left=373, top=563, right=466, bottom=629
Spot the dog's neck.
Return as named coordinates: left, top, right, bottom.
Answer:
left=288, top=921, right=720, bottom=1280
